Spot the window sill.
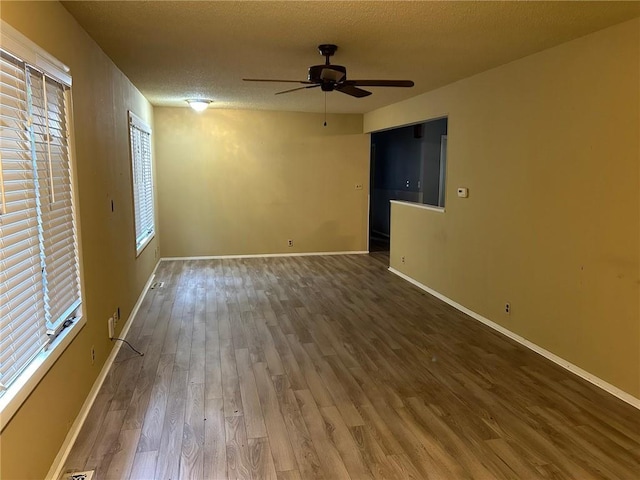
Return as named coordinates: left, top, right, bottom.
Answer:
left=0, top=315, right=86, bottom=431
left=390, top=200, right=445, bottom=213
left=136, top=232, right=155, bottom=257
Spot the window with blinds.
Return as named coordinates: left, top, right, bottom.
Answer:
left=128, top=111, right=154, bottom=255
left=0, top=49, right=81, bottom=394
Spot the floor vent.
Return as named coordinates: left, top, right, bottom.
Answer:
left=65, top=471, right=95, bottom=480
left=150, top=281, right=165, bottom=289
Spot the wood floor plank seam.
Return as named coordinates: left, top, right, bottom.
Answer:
left=63, top=255, right=640, bottom=480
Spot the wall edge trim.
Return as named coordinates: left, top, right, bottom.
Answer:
left=46, top=259, right=162, bottom=480
left=388, top=266, right=640, bottom=410
left=390, top=199, right=445, bottom=213
left=160, top=251, right=369, bottom=261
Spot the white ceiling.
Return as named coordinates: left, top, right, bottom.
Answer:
left=62, top=1, right=640, bottom=114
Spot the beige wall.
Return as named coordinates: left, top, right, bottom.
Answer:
left=0, top=5, right=636, bottom=478
left=1, top=2, right=159, bottom=479
left=365, top=19, right=640, bottom=398
left=154, top=108, right=369, bottom=257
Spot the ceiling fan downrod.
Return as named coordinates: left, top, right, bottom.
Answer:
left=318, top=44, right=338, bottom=65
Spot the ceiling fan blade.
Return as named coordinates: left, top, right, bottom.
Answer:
left=243, top=78, right=314, bottom=84
left=346, top=80, right=415, bottom=87
left=320, top=68, right=345, bottom=82
left=275, top=84, right=321, bottom=95
left=335, top=84, right=371, bottom=98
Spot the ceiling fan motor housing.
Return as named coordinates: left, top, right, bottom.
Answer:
left=308, top=64, right=346, bottom=83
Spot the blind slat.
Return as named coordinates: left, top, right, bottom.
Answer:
left=0, top=49, right=81, bottom=394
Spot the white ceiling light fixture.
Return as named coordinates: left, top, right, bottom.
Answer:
left=186, top=99, right=212, bottom=112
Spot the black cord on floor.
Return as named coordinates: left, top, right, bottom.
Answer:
left=111, top=337, right=144, bottom=356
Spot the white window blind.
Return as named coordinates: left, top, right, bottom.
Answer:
left=31, top=70, right=81, bottom=331
left=128, top=111, right=154, bottom=255
left=0, top=49, right=81, bottom=393
left=0, top=52, right=48, bottom=390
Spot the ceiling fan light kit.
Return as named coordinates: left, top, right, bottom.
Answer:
left=186, top=99, right=212, bottom=112
left=243, top=44, right=414, bottom=98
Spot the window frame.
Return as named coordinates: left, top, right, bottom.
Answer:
left=0, top=21, right=85, bottom=431
left=128, top=111, right=155, bottom=256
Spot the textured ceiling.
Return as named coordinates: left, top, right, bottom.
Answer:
left=61, top=1, right=640, bottom=114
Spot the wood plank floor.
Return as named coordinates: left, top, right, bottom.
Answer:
left=63, top=255, right=640, bottom=479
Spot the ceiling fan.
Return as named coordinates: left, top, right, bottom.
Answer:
left=243, top=44, right=414, bottom=98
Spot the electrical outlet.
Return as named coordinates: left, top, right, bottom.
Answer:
left=91, top=345, right=96, bottom=365
left=401, top=256, right=405, bottom=263
left=113, top=308, right=119, bottom=324
left=355, top=183, right=363, bottom=190
left=505, top=302, right=511, bottom=314
left=108, top=317, right=115, bottom=339
left=287, top=239, right=293, bottom=247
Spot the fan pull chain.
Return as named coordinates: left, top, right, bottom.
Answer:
left=324, top=92, right=327, bottom=127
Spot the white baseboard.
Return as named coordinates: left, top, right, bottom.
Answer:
left=388, top=267, right=640, bottom=410
left=161, top=250, right=369, bottom=261
left=46, top=260, right=161, bottom=480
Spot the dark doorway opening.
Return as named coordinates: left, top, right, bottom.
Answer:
left=369, top=117, right=448, bottom=262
